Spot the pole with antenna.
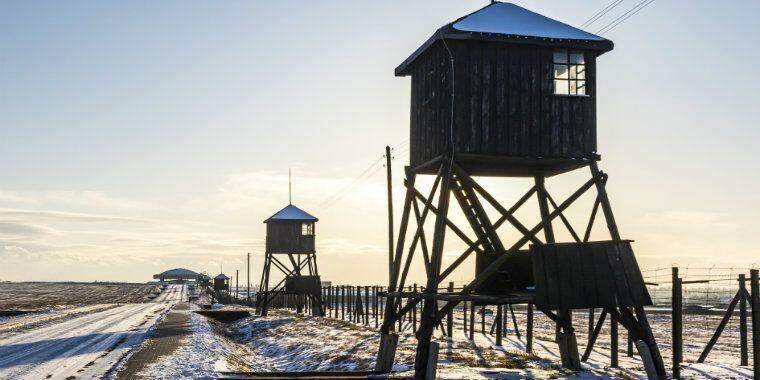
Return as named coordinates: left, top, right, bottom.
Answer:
left=289, top=168, right=292, bottom=204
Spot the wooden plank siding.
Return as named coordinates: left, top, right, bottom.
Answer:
left=530, top=241, right=652, bottom=310
left=408, top=41, right=599, bottom=173
left=266, top=221, right=315, bottom=254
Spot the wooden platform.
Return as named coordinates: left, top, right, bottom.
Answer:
left=411, top=154, right=596, bottom=177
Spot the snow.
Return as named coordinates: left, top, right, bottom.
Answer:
left=132, top=308, right=236, bottom=380
left=0, top=284, right=184, bottom=379
left=213, top=307, right=753, bottom=379
left=452, top=2, right=605, bottom=41
left=265, top=204, right=318, bottom=222
left=0, top=304, right=119, bottom=338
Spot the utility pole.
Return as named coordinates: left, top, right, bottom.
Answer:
left=385, top=145, right=394, bottom=285
left=247, top=252, right=251, bottom=303
left=236, top=269, right=239, bottom=301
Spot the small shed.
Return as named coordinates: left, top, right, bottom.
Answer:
left=213, top=273, right=230, bottom=292
left=153, top=268, right=199, bottom=283
left=264, top=204, right=318, bottom=254
left=397, top=2, right=614, bottom=176
left=197, top=273, right=211, bottom=287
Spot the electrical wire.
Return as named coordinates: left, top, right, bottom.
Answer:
left=580, top=0, right=625, bottom=28
left=596, top=0, right=657, bottom=35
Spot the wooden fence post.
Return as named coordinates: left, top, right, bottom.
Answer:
left=496, top=305, right=503, bottom=346
left=447, top=282, right=454, bottom=337
left=469, top=302, right=475, bottom=341
left=365, top=286, right=370, bottom=325
left=413, top=284, right=418, bottom=332
left=750, top=269, right=759, bottom=379
left=672, top=267, right=682, bottom=378
left=463, top=300, right=468, bottom=336
left=526, top=303, right=533, bottom=353
left=611, top=316, right=618, bottom=367
left=481, top=306, right=486, bottom=335
left=739, top=274, right=748, bottom=366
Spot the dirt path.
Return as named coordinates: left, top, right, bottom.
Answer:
left=115, top=303, right=193, bottom=379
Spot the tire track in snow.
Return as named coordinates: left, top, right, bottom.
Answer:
left=0, top=284, right=184, bottom=379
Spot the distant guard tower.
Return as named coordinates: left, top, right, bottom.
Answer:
left=257, top=204, right=324, bottom=316
left=213, top=273, right=230, bottom=292
left=376, top=2, right=665, bottom=379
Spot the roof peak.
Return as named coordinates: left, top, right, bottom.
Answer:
left=264, top=204, right=318, bottom=223
left=396, top=2, right=613, bottom=76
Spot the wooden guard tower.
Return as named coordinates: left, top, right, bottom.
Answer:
left=257, top=204, right=325, bottom=316
left=376, top=3, right=666, bottom=379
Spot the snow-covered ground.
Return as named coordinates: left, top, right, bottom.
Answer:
left=0, top=282, right=158, bottom=310
left=130, top=306, right=251, bottom=380
left=207, top=307, right=753, bottom=379
left=0, top=284, right=184, bottom=379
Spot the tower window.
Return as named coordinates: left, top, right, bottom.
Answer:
left=301, top=223, right=314, bottom=236
left=553, top=49, right=586, bottom=96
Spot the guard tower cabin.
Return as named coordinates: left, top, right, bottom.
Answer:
left=213, top=273, right=230, bottom=292
left=265, top=204, right=317, bottom=255
left=396, top=2, right=613, bottom=177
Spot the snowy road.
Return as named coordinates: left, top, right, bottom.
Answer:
left=0, top=284, right=185, bottom=379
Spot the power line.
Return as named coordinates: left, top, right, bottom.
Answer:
left=580, top=0, right=625, bottom=29
left=316, top=155, right=384, bottom=209
left=596, top=0, right=657, bottom=35
left=316, top=140, right=409, bottom=210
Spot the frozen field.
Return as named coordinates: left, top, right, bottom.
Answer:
left=0, top=282, right=159, bottom=310
left=0, top=284, right=183, bottom=379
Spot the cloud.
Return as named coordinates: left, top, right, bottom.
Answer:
left=0, top=221, right=60, bottom=237
left=0, top=208, right=149, bottom=224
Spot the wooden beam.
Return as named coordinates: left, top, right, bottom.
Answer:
left=433, top=176, right=597, bottom=322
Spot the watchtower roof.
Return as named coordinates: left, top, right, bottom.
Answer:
left=264, top=204, right=318, bottom=223
left=215, top=273, right=229, bottom=280
left=396, top=2, right=613, bottom=76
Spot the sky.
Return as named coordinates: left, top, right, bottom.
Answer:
left=1, top=0, right=759, bottom=284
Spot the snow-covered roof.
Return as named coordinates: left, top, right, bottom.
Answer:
left=396, top=2, right=613, bottom=76
left=453, top=3, right=606, bottom=41
left=215, top=273, right=229, bottom=280
left=264, top=204, right=318, bottom=223
left=153, top=268, right=199, bottom=279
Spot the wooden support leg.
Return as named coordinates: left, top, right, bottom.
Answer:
left=413, top=164, right=452, bottom=379
left=375, top=333, right=399, bottom=372
left=424, top=342, right=440, bottom=380
left=634, top=307, right=667, bottom=379
left=591, top=162, right=665, bottom=378
left=510, top=304, right=521, bottom=339
left=582, top=308, right=607, bottom=362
